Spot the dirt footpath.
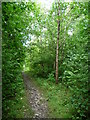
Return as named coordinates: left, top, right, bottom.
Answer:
left=22, top=73, right=48, bottom=118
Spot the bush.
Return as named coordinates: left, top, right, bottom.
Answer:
left=48, top=72, right=55, bottom=82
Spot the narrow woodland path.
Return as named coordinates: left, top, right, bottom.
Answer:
left=22, top=72, right=48, bottom=118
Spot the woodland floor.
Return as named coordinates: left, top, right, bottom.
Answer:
left=22, top=72, right=48, bottom=118
left=22, top=72, right=73, bottom=119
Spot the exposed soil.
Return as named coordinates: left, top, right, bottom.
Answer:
left=22, top=72, right=48, bottom=118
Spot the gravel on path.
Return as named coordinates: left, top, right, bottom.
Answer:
left=22, top=73, right=48, bottom=118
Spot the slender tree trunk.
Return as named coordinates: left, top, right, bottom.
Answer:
left=56, top=1, right=60, bottom=84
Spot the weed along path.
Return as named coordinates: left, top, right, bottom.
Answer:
left=22, top=72, right=48, bottom=118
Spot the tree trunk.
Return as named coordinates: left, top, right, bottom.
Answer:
left=56, top=1, right=60, bottom=84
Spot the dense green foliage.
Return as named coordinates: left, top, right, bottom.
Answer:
left=25, top=2, right=89, bottom=120
left=2, top=2, right=36, bottom=119
left=2, top=1, right=89, bottom=120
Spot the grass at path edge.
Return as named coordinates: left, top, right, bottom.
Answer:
left=26, top=71, right=74, bottom=118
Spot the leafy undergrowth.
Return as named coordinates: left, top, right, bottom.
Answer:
left=2, top=76, right=34, bottom=119
left=27, top=72, right=74, bottom=118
